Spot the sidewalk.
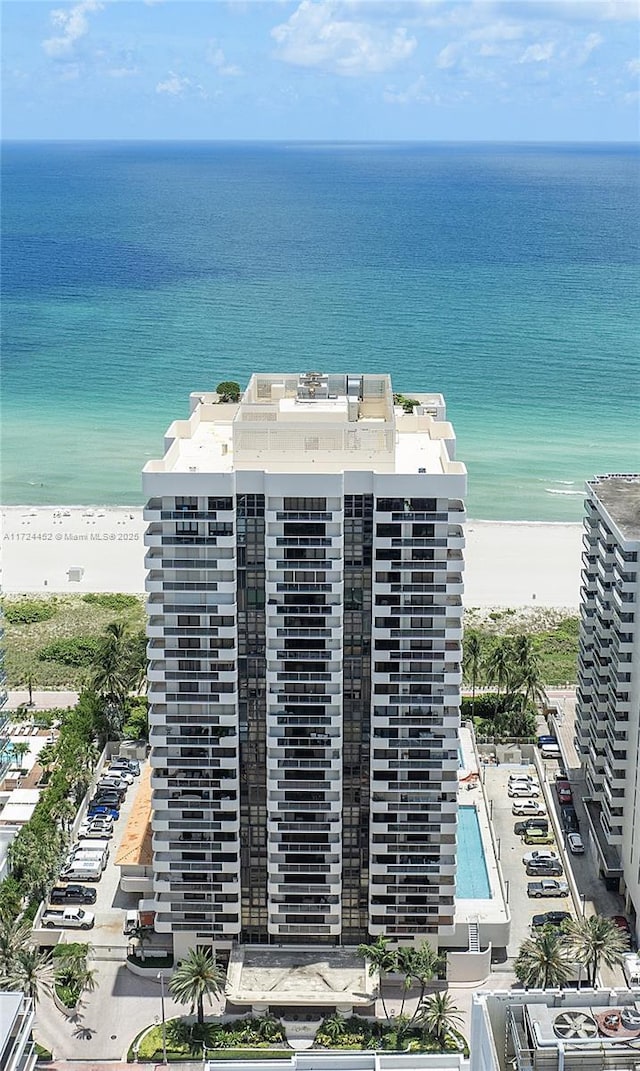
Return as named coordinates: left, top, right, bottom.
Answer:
left=7, top=689, right=79, bottom=711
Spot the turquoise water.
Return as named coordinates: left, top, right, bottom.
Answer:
left=456, top=806, right=492, bottom=900
left=3, top=142, right=639, bottom=517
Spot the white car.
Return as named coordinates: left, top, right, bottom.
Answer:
left=523, top=849, right=558, bottom=865
left=106, top=767, right=134, bottom=784
left=508, top=773, right=538, bottom=784
left=78, top=825, right=113, bottom=840
left=508, top=782, right=541, bottom=798
left=567, top=832, right=585, bottom=854
left=512, top=800, right=546, bottom=816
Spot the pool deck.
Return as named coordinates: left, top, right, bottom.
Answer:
left=451, top=727, right=510, bottom=949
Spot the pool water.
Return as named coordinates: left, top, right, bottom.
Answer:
left=456, top=806, right=492, bottom=900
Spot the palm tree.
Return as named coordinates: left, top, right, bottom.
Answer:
left=417, top=992, right=465, bottom=1048
left=485, top=639, right=512, bottom=700
left=129, top=923, right=153, bottom=961
left=517, top=660, right=548, bottom=713
left=11, top=742, right=31, bottom=770
left=0, top=917, right=31, bottom=977
left=253, top=1014, right=283, bottom=1043
left=50, top=796, right=77, bottom=833
left=397, top=942, right=442, bottom=1024
left=36, top=743, right=57, bottom=778
left=563, top=915, right=629, bottom=988
left=357, top=935, right=398, bottom=1020
left=7, top=947, right=55, bottom=1007
left=514, top=928, right=573, bottom=990
left=322, top=1012, right=347, bottom=1042
left=169, top=948, right=226, bottom=1025
left=463, top=632, right=483, bottom=711
left=92, top=622, right=131, bottom=740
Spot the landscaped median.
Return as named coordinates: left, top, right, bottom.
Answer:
left=128, top=1013, right=468, bottom=1062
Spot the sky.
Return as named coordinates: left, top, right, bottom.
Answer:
left=2, top=0, right=639, bottom=140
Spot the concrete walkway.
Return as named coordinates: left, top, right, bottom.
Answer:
left=7, top=689, right=79, bottom=711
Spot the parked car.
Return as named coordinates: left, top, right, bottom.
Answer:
left=523, top=830, right=555, bottom=845
left=512, top=800, right=546, bottom=817
left=526, top=860, right=564, bottom=877
left=610, top=915, right=632, bottom=936
left=91, top=792, right=122, bottom=808
left=541, top=744, right=562, bottom=759
left=561, top=806, right=579, bottom=833
left=508, top=773, right=539, bottom=784
left=622, top=953, right=640, bottom=985
left=80, top=815, right=113, bottom=831
left=98, top=775, right=130, bottom=792
left=42, top=907, right=95, bottom=929
left=555, top=768, right=569, bottom=781
left=509, top=783, right=541, bottom=798
left=515, top=818, right=549, bottom=836
left=49, top=884, right=97, bottom=905
left=78, top=826, right=113, bottom=841
left=538, top=735, right=558, bottom=747
left=123, top=910, right=138, bottom=936
left=111, top=757, right=140, bottom=776
left=523, top=850, right=558, bottom=864
left=527, top=879, right=569, bottom=898
left=59, top=860, right=103, bottom=882
left=567, top=832, right=585, bottom=854
left=105, top=767, right=134, bottom=784
left=532, top=911, right=572, bottom=929
left=557, top=783, right=573, bottom=805
left=87, top=804, right=119, bottom=820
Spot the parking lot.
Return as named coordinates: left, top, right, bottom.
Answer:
left=483, top=759, right=576, bottom=961
left=52, top=760, right=146, bottom=952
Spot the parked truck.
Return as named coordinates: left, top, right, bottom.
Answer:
left=41, top=907, right=95, bottom=929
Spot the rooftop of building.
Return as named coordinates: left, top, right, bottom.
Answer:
left=144, top=372, right=467, bottom=477
left=589, top=475, right=640, bottom=542
left=114, top=764, right=152, bottom=868
left=0, top=992, right=25, bottom=1054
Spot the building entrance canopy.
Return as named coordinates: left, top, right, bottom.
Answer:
left=226, top=946, right=378, bottom=1009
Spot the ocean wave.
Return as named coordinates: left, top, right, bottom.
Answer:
left=545, top=488, right=584, bottom=496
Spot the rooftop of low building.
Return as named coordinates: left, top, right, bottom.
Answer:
left=590, top=474, right=640, bottom=542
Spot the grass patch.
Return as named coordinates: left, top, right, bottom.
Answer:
left=82, top=593, right=140, bottom=611
left=2, top=598, right=57, bottom=625
left=3, top=594, right=145, bottom=688
left=34, top=1043, right=53, bottom=1061
left=464, top=609, right=579, bottom=686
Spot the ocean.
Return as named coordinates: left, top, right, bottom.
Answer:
left=2, top=141, right=638, bottom=519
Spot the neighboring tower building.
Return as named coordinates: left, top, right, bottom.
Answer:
left=143, top=373, right=466, bottom=960
left=575, top=474, right=640, bottom=941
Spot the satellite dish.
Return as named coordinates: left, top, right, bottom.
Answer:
left=553, top=1011, right=598, bottom=1039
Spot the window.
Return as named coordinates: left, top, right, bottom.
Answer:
left=208, top=497, right=233, bottom=511
left=178, top=615, right=200, bottom=627
left=176, top=497, right=198, bottom=512
left=176, top=521, right=199, bottom=535
left=283, top=498, right=327, bottom=511
left=178, top=638, right=200, bottom=650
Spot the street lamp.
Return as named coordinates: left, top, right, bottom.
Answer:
left=158, top=972, right=167, bottom=1065
left=581, top=894, right=587, bottom=918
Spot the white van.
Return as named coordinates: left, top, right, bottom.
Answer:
left=60, top=859, right=103, bottom=882
left=72, top=839, right=110, bottom=862
left=541, top=744, right=562, bottom=759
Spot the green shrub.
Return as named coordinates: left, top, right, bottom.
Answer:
left=34, top=1042, right=53, bottom=1061
left=82, top=594, right=140, bottom=611
left=216, top=380, right=241, bottom=403
left=2, top=599, right=56, bottom=625
left=38, top=636, right=101, bottom=667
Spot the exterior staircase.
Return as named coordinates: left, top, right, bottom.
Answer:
left=468, top=920, right=481, bottom=953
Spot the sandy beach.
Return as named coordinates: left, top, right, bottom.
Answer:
left=1, top=506, right=583, bottom=610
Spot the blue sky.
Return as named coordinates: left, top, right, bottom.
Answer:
left=2, top=0, right=639, bottom=140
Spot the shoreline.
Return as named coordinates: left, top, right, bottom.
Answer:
left=2, top=506, right=583, bottom=610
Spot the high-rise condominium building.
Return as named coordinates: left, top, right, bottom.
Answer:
left=143, top=373, right=466, bottom=960
left=575, top=474, right=640, bottom=941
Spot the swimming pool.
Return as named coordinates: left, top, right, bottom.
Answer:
left=456, top=806, right=492, bottom=900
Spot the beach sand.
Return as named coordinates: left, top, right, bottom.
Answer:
left=1, top=506, right=583, bottom=610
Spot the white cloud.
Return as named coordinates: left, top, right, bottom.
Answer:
left=519, top=41, right=556, bottom=63
left=574, top=31, right=603, bottom=63
left=156, top=71, right=208, bottom=99
left=271, top=0, right=417, bottom=76
left=383, top=74, right=436, bottom=104
left=627, top=57, right=640, bottom=76
left=108, top=67, right=140, bottom=78
left=42, top=0, right=102, bottom=58
left=206, top=38, right=243, bottom=77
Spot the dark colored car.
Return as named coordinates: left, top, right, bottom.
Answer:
left=538, top=735, right=558, bottom=747
left=557, top=784, right=573, bottom=805
left=526, top=861, right=564, bottom=877
left=49, top=884, right=97, bottom=905
left=515, top=818, right=549, bottom=835
left=90, top=793, right=122, bottom=809
left=561, top=806, right=579, bottom=833
left=611, top=916, right=631, bottom=936
left=532, top=911, right=572, bottom=929
left=87, top=804, right=119, bottom=820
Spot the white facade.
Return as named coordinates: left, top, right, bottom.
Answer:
left=574, top=475, right=640, bottom=942
left=143, top=372, right=466, bottom=959
left=0, top=994, right=36, bottom=1071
